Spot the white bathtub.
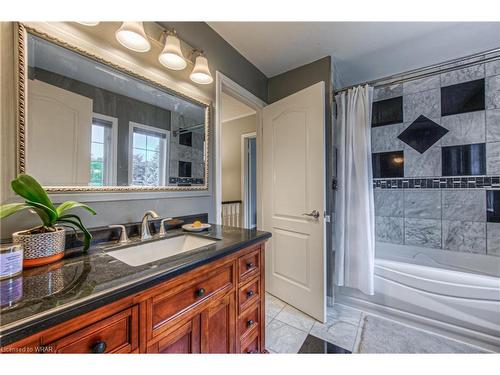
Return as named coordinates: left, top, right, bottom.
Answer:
left=337, top=242, right=500, bottom=351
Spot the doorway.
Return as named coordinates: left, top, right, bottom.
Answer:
left=242, top=133, right=257, bottom=229
left=215, top=74, right=327, bottom=323
left=215, top=73, right=265, bottom=228
left=220, top=95, right=256, bottom=227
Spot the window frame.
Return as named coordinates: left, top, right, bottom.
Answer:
left=90, top=113, right=118, bottom=186
left=128, top=121, right=170, bottom=186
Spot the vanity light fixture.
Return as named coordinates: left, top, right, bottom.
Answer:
left=76, top=22, right=100, bottom=26
left=189, top=51, right=213, bottom=85
left=115, top=22, right=151, bottom=53
left=158, top=30, right=187, bottom=70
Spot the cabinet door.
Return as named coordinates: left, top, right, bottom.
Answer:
left=200, top=293, right=236, bottom=353
left=152, top=316, right=201, bottom=354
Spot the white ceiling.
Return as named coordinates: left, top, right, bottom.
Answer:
left=208, top=22, right=500, bottom=88
left=221, top=92, right=255, bottom=123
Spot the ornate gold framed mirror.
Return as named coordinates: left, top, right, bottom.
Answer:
left=15, top=23, right=210, bottom=193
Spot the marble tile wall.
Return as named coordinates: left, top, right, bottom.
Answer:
left=372, top=53, right=500, bottom=256
left=375, top=188, right=492, bottom=254
left=372, top=54, right=500, bottom=180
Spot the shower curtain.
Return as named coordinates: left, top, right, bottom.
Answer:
left=334, top=85, right=375, bottom=295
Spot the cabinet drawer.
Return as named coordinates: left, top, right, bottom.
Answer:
left=238, top=248, right=260, bottom=282
left=238, top=303, right=260, bottom=340
left=150, top=265, right=233, bottom=334
left=238, top=277, right=260, bottom=313
left=47, top=306, right=138, bottom=353
left=240, top=330, right=260, bottom=354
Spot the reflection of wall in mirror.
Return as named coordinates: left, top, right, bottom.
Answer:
left=29, top=68, right=171, bottom=186
left=27, top=80, right=92, bottom=186
left=169, top=112, right=205, bottom=182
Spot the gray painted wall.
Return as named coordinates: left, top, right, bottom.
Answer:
left=158, top=22, right=268, bottom=103
left=268, top=56, right=331, bottom=103
left=267, top=56, right=335, bottom=300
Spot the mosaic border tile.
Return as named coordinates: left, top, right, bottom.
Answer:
left=373, top=176, right=500, bottom=189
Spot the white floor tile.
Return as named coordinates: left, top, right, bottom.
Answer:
left=265, top=320, right=308, bottom=353
left=310, top=320, right=359, bottom=352
left=265, top=313, right=274, bottom=327
left=265, top=292, right=286, bottom=318
left=275, top=305, right=315, bottom=333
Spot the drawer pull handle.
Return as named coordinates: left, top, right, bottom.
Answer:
left=247, top=319, right=255, bottom=327
left=92, top=341, right=107, bottom=353
left=246, top=290, right=255, bottom=298
left=246, top=262, right=255, bottom=270
left=196, top=288, right=206, bottom=297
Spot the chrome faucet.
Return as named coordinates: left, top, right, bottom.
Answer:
left=141, top=210, right=159, bottom=240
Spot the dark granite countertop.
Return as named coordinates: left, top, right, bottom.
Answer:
left=0, top=225, right=271, bottom=346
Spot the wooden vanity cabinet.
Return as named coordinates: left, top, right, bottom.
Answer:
left=1, top=241, right=266, bottom=354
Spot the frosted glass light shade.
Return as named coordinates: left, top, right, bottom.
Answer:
left=190, top=55, right=213, bottom=84
left=115, top=22, right=151, bottom=53
left=158, top=34, right=187, bottom=70
left=77, top=22, right=100, bottom=26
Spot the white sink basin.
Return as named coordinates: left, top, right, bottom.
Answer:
left=106, top=235, right=216, bottom=267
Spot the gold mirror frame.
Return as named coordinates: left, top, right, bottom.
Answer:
left=15, top=23, right=211, bottom=193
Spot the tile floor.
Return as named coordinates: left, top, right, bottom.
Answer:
left=264, top=292, right=488, bottom=354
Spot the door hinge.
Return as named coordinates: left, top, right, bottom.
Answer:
left=331, top=178, right=338, bottom=190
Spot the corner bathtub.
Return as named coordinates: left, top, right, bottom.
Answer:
left=337, top=242, right=500, bottom=351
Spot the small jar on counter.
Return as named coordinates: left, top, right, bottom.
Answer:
left=0, top=244, right=24, bottom=280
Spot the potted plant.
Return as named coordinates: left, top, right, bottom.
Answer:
left=0, top=174, right=96, bottom=267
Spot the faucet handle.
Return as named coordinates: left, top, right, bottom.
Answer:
left=159, top=218, right=173, bottom=237
left=108, top=225, right=129, bottom=243
left=146, top=210, right=160, bottom=219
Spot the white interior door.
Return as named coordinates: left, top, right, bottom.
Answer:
left=27, top=80, right=93, bottom=186
left=263, top=82, right=326, bottom=322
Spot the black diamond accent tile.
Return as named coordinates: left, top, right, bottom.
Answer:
left=487, top=190, right=500, bottom=223
left=298, top=334, right=351, bottom=354
left=397, top=115, right=449, bottom=154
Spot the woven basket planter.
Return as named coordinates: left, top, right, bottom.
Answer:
left=12, top=227, right=65, bottom=268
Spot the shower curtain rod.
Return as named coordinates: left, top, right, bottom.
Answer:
left=333, top=46, right=500, bottom=95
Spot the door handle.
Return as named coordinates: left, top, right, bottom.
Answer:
left=302, top=210, right=320, bottom=219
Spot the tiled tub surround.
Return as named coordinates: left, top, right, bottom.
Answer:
left=371, top=53, right=500, bottom=256
left=375, top=189, right=498, bottom=255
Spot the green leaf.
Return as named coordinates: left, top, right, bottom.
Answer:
left=26, top=200, right=58, bottom=226
left=0, top=203, right=32, bottom=219
left=56, top=201, right=97, bottom=217
left=57, top=217, right=93, bottom=251
left=11, top=175, right=56, bottom=212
